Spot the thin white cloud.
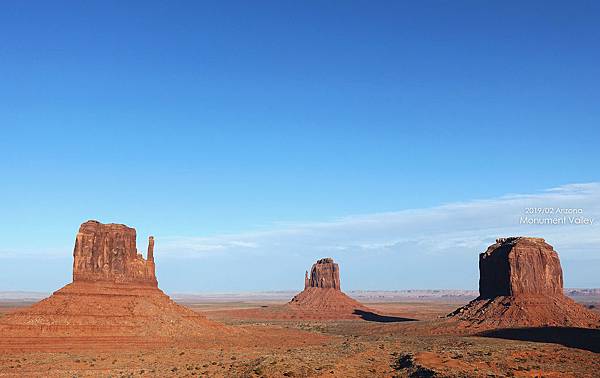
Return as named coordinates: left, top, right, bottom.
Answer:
left=157, top=182, right=600, bottom=261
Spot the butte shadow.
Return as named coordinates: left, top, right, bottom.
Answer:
left=352, top=309, right=416, bottom=323
left=476, top=326, right=600, bottom=353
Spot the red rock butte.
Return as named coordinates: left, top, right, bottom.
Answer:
left=287, top=258, right=372, bottom=319
left=478, top=237, right=563, bottom=298
left=0, top=220, right=228, bottom=348
left=304, top=257, right=341, bottom=290
left=449, top=237, right=600, bottom=330
left=73, top=220, right=157, bottom=285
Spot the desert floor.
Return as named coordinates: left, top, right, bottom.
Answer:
left=0, top=297, right=599, bottom=377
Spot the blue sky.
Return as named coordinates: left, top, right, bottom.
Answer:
left=1, top=1, right=599, bottom=292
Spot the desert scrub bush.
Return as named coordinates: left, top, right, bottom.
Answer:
left=391, top=353, right=414, bottom=370
left=391, top=353, right=437, bottom=378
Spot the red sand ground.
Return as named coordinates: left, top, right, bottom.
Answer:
left=0, top=302, right=600, bottom=378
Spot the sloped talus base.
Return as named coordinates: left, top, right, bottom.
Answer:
left=0, top=281, right=229, bottom=339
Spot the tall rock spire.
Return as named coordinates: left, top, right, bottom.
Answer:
left=304, top=271, right=309, bottom=289
left=147, top=236, right=155, bottom=262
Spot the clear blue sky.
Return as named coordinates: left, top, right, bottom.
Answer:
left=1, top=1, right=599, bottom=292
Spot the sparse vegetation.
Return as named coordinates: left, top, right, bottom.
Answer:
left=391, top=353, right=436, bottom=377
left=391, top=353, right=414, bottom=370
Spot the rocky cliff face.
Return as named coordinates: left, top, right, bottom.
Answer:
left=304, top=258, right=341, bottom=290
left=479, top=237, right=563, bottom=299
left=72, top=220, right=157, bottom=285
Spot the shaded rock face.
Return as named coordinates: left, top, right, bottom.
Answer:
left=304, top=258, right=340, bottom=290
left=73, top=220, right=157, bottom=285
left=479, top=237, right=563, bottom=299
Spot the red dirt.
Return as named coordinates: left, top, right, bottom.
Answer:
left=2, top=298, right=600, bottom=377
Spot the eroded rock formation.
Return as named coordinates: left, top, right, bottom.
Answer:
left=449, top=237, right=600, bottom=329
left=289, top=258, right=371, bottom=319
left=304, top=258, right=341, bottom=290
left=73, top=220, right=156, bottom=285
left=0, top=220, right=229, bottom=341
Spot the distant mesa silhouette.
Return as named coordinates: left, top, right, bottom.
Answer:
left=0, top=220, right=228, bottom=341
left=448, top=237, right=600, bottom=330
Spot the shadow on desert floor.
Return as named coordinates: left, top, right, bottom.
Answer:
left=477, top=326, right=600, bottom=353
left=353, top=309, right=417, bottom=323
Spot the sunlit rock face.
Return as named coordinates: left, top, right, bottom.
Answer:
left=478, top=237, right=563, bottom=299
left=72, top=220, right=157, bottom=286
left=304, top=258, right=341, bottom=290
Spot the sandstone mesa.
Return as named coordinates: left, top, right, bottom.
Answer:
left=448, top=237, right=600, bottom=329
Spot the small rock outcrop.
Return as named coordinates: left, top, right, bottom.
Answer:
left=73, top=220, right=156, bottom=285
left=449, top=237, right=600, bottom=330
left=304, top=258, right=341, bottom=290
